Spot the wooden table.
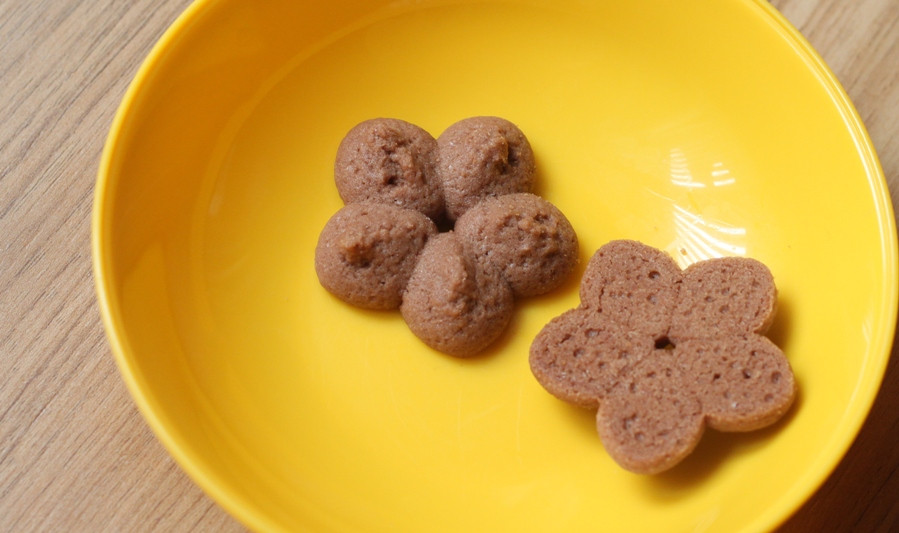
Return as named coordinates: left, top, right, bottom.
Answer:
left=2, top=0, right=896, bottom=530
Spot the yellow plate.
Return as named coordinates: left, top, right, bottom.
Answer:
left=93, top=0, right=897, bottom=531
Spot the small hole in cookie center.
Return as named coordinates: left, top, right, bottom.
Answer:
left=654, top=336, right=675, bottom=350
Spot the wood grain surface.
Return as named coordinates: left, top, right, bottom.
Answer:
left=1, top=0, right=896, bottom=531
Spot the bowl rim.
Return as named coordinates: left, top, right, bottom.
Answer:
left=91, top=0, right=898, bottom=531
left=91, top=1, right=281, bottom=530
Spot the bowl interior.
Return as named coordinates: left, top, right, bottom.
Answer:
left=95, top=0, right=897, bottom=531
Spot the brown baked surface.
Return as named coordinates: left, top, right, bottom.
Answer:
left=597, top=349, right=706, bottom=475
left=319, top=117, right=577, bottom=357
left=669, top=257, right=778, bottom=341
left=454, top=193, right=578, bottom=298
left=530, top=239, right=796, bottom=474
left=530, top=310, right=653, bottom=409
left=400, top=232, right=514, bottom=357
left=578, top=239, right=682, bottom=339
left=314, top=202, right=437, bottom=310
left=437, top=116, right=536, bottom=221
left=334, top=118, right=443, bottom=221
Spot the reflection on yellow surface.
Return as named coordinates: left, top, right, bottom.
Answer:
left=666, top=148, right=747, bottom=264
left=672, top=204, right=747, bottom=264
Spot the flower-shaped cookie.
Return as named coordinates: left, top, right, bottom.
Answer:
left=530, top=240, right=796, bottom=474
left=315, top=117, right=578, bottom=356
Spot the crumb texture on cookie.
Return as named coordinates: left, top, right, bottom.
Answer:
left=530, top=240, right=795, bottom=474
left=455, top=193, right=578, bottom=298
left=437, top=116, right=536, bottom=221
left=334, top=118, right=443, bottom=221
left=315, top=202, right=437, bottom=310
left=401, top=233, right=515, bottom=357
left=316, top=117, right=577, bottom=357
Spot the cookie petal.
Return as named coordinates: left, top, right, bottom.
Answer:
left=529, top=309, right=653, bottom=409
left=400, top=232, right=514, bottom=357
left=669, top=256, right=777, bottom=341
left=454, top=193, right=578, bottom=298
left=579, top=240, right=681, bottom=340
left=596, top=354, right=704, bottom=475
left=334, top=118, right=443, bottom=220
left=676, top=335, right=796, bottom=432
left=437, top=116, right=536, bottom=221
left=315, top=203, right=437, bottom=309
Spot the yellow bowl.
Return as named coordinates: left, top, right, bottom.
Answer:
left=93, top=0, right=897, bottom=531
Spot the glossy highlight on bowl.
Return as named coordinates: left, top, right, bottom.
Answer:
left=93, top=1, right=897, bottom=531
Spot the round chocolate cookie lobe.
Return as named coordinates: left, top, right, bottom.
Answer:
left=579, top=240, right=682, bottom=339
left=437, top=116, right=536, bottom=221
left=529, top=309, right=654, bottom=409
left=596, top=350, right=705, bottom=475
left=315, top=202, right=437, bottom=310
left=400, top=233, right=514, bottom=357
left=675, top=335, right=796, bottom=432
left=669, top=256, right=777, bottom=342
left=334, top=118, right=443, bottom=220
left=454, top=193, right=578, bottom=298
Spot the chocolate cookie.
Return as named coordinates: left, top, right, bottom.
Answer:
left=334, top=118, right=443, bottom=221
left=400, top=233, right=514, bottom=357
left=578, top=239, right=682, bottom=340
left=530, top=240, right=796, bottom=474
left=315, top=202, right=437, bottom=310
left=318, top=116, right=578, bottom=357
left=454, top=193, right=578, bottom=298
left=437, top=116, right=536, bottom=221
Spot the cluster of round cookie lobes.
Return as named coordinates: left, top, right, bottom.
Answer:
left=315, top=117, right=579, bottom=357
left=529, top=240, right=796, bottom=474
